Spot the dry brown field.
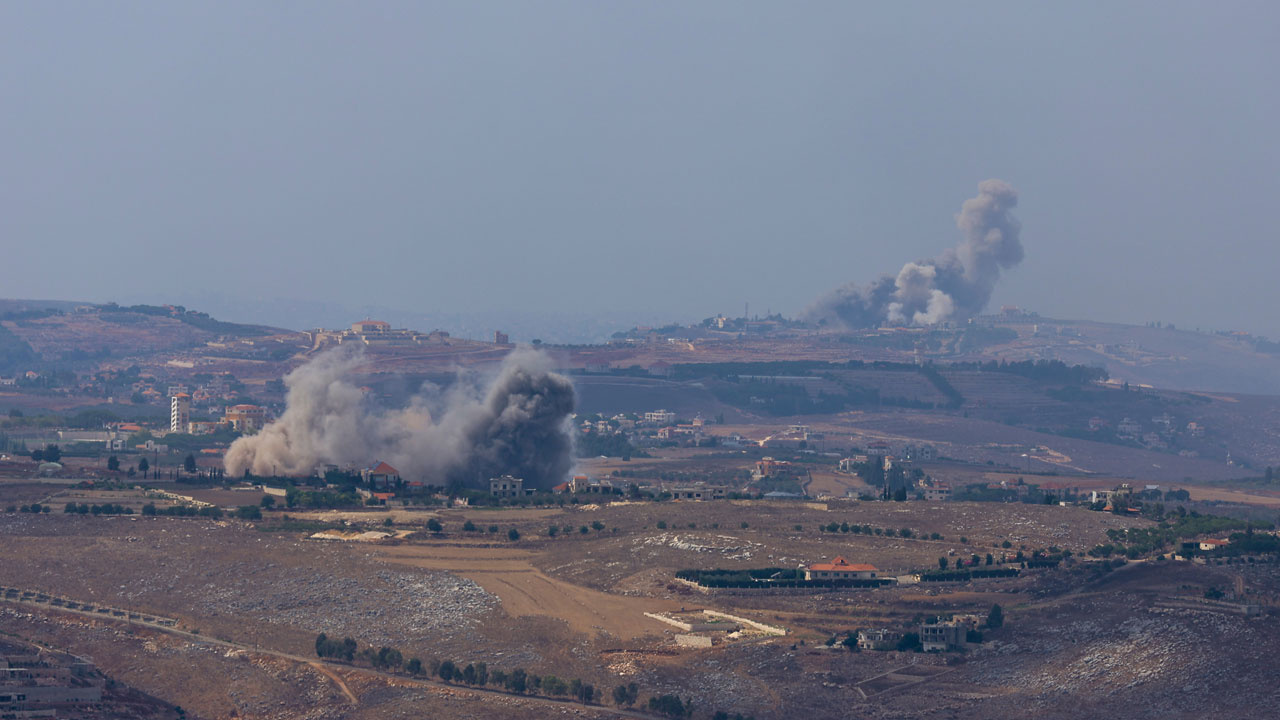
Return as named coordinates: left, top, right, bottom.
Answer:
left=5, top=471, right=1280, bottom=719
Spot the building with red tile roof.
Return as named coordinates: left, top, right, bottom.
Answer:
left=804, top=556, right=879, bottom=580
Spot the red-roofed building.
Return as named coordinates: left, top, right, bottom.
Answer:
left=1199, top=538, right=1231, bottom=551
left=363, top=461, right=400, bottom=488
left=804, top=556, right=879, bottom=580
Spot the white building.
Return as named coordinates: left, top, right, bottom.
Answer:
left=490, top=475, right=532, bottom=498
left=644, top=409, right=676, bottom=425
left=170, top=394, right=191, bottom=433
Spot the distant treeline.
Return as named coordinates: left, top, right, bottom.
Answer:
left=947, top=358, right=1108, bottom=384
left=665, top=358, right=1106, bottom=386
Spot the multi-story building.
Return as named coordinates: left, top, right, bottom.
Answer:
left=169, top=394, right=190, bottom=433
left=920, top=621, right=967, bottom=652
left=351, top=319, right=391, bottom=334
left=224, top=404, right=267, bottom=432
left=644, top=410, right=676, bottom=425
left=490, top=475, right=531, bottom=498
left=857, top=628, right=903, bottom=651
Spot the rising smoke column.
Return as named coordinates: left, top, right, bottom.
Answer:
left=223, top=347, right=577, bottom=489
left=806, top=179, right=1023, bottom=328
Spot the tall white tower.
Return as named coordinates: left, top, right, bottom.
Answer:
left=170, top=393, right=191, bottom=433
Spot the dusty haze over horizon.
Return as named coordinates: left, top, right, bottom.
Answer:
left=3, top=2, right=1278, bottom=338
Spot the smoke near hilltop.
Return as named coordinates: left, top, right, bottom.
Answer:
left=223, top=348, right=576, bottom=489
left=806, top=179, right=1023, bottom=328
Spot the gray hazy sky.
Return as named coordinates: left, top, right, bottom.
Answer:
left=3, top=2, right=1278, bottom=336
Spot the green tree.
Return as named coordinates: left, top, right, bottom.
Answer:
left=938, top=557, right=948, bottom=570
left=547, top=525, right=559, bottom=537
left=895, top=632, right=922, bottom=652
left=138, top=457, right=150, bottom=477
left=406, top=657, right=423, bottom=675
left=841, top=631, right=859, bottom=652
left=648, top=694, right=690, bottom=718
left=260, top=495, right=276, bottom=509
left=613, top=683, right=640, bottom=707
left=107, top=455, right=120, bottom=472
left=507, top=527, right=520, bottom=541
left=426, top=518, right=443, bottom=533
left=183, top=453, right=197, bottom=473
left=507, top=668, right=527, bottom=693
left=438, top=660, right=456, bottom=682
left=987, top=603, right=1004, bottom=628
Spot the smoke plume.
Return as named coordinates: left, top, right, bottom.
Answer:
left=223, top=348, right=576, bottom=489
left=806, top=179, right=1023, bottom=328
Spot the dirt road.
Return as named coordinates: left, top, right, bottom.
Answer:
left=1, top=589, right=655, bottom=718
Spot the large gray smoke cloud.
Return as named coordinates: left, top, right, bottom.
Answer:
left=223, top=348, right=576, bottom=489
left=806, top=179, right=1023, bottom=328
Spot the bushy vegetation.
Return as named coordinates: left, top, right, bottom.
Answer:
left=575, top=430, right=646, bottom=459
left=1090, top=512, right=1255, bottom=558
left=818, top=521, right=929, bottom=538
left=63, top=502, right=134, bottom=515
left=917, top=567, right=1019, bottom=582
left=675, top=567, right=892, bottom=589
left=284, top=488, right=361, bottom=509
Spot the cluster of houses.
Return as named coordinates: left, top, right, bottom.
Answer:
left=1090, top=412, right=1207, bottom=452
left=306, top=319, right=456, bottom=349
left=168, top=392, right=268, bottom=435
left=857, top=613, right=985, bottom=652
left=577, top=409, right=713, bottom=448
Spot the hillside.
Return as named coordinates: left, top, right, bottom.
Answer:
left=0, top=301, right=293, bottom=374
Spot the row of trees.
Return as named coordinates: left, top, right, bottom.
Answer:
left=314, top=634, right=701, bottom=714
left=64, top=502, right=132, bottom=515
left=820, top=522, right=935, bottom=539
left=547, top=520, right=607, bottom=537
left=424, top=519, right=521, bottom=541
